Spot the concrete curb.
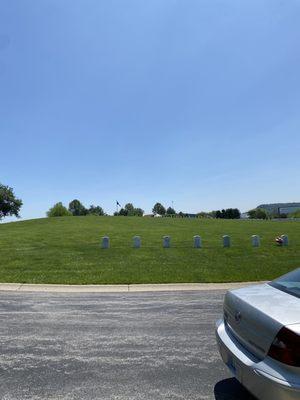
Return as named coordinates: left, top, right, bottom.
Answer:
left=0, top=282, right=266, bottom=293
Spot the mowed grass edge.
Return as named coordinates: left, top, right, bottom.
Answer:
left=0, top=216, right=299, bottom=284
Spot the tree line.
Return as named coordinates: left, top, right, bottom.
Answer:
left=47, top=200, right=105, bottom=217
left=114, top=203, right=144, bottom=217
left=42, top=202, right=300, bottom=220
left=2, top=182, right=299, bottom=221
left=114, top=202, right=178, bottom=217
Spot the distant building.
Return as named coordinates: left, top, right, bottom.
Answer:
left=278, top=206, right=300, bottom=215
left=257, top=202, right=300, bottom=215
left=185, top=213, right=198, bottom=218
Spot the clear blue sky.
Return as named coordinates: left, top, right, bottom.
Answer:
left=1, top=0, right=300, bottom=220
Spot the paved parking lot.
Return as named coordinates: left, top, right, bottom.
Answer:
left=0, top=291, right=254, bottom=400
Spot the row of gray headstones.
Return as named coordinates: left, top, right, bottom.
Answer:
left=101, top=234, right=289, bottom=248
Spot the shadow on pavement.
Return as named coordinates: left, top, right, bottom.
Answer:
left=214, top=378, right=256, bottom=400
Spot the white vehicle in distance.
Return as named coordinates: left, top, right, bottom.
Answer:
left=216, top=268, right=300, bottom=400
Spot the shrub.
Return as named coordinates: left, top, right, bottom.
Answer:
left=47, top=202, right=72, bottom=217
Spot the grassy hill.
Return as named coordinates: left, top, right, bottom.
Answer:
left=0, top=216, right=299, bottom=284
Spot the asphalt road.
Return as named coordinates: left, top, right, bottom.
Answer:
left=0, top=291, right=255, bottom=400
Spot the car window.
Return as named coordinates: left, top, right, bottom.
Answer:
left=270, top=268, right=300, bottom=299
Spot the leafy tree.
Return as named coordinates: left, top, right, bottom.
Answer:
left=47, top=202, right=72, bottom=217
left=215, top=210, right=222, bottom=219
left=68, top=199, right=87, bottom=216
left=166, top=207, right=176, bottom=215
left=215, top=208, right=240, bottom=219
left=88, top=205, right=104, bottom=216
left=118, top=208, right=128, bottom=216
left=116, top=204, right=144, bottom=217
left=255, top=208, right=269, bottom=220
left=226, top=208, right=241, bottom=219
left=133, top=207, right=144, bottom=217
left=247, top=209, right=256, bottom=219
left=248, top=208, right=268, bottom=220
left=152, top=202, right=166, bottom=216
left=0, top=184, right=22, bottom=220
left=233, top=208, right=241, bottom=219
left=125, top=203, right=135, bottom=216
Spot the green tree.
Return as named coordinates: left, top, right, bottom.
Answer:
left=215, top=208, right=240, bottom=219
left=124, top=203, right=135, bottom=216
left=166, top=206, right=176, bottom=215
left=0, top=184, right=22, bottom=220
left=255, top=208, right=268, bottom=219
left=225, top=208, right=241, bottom=219
left=118, top=208, right=128, bottom=216
left=47, top=202, right=72, bottom=217
left=88, top=205, right=104, bottom=216
left=68, top=199, right=87, bottom=216
left=247, top=209, right=256, bottom=219
left=133, top=207, right=144, bottom=217
left=115, top=203, right=144, bottom=217
left=232, top=208, right=241, bottom=219
left=248, top=208, right=268, bottom=220
left=215, top=210, right=222, bottom=218
left=152, top=202, right=166, bottom=216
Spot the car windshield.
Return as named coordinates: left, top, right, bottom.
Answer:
left=269, top=268, right=300, bottom=299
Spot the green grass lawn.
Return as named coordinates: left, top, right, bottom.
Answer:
left=0, top=216, right=299, bottom=284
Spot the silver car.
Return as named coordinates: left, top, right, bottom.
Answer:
left=216, top=268, right=300, bottom=400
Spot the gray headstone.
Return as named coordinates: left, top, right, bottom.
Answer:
left=133, top=236, right=141, bottom=248
left=252, top=235, right=260, bottom=247
left=102, top=236, right=110, bottom=249
left=223, top=235, right=231, bottom=248
left=163, top=236, right=171, bottom=248
left=194, top=235, right=202, bottom=248
left=282, top=235, right=289, bottom=246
